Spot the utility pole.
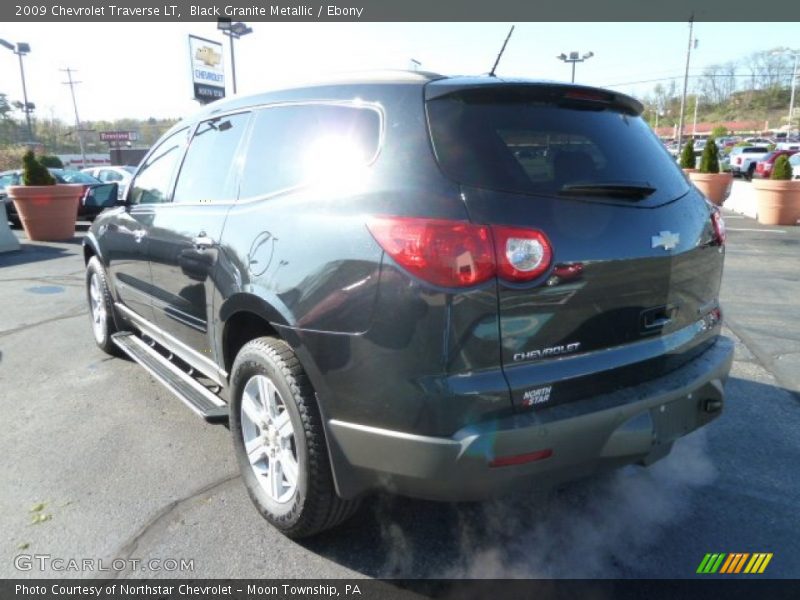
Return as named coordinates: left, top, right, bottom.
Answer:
left=676, top=16, right=695, bottom=156
left=692, top=94, right=700, bottom=135
left=61, top=67, right=87, bottom=168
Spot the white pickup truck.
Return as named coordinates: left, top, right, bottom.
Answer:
left=729, top=145, right=771, bottom=180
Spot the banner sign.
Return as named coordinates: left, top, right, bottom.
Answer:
left=99, top=131, right=138, bottom=142
left=188, top=34, right=225, bottom=103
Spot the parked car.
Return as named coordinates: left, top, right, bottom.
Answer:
left=83, top=73, right=733, bottom=538
left=754, top=150, right=799, bottom=179
left=744, top=137, right=773, bottom=145
left=790, top=153, right=800, bottom=179
left=81, top=165, right=136, bottom=201
left=2, top=168, right=117, bottom=225
left=775, top=142, right=800, bottom=152
left=715, top=136, right=738, bottom=149
left=728, top=145, right=771, bottom=180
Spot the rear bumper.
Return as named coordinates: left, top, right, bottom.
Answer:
left=327, top=336, right=734, bottom=501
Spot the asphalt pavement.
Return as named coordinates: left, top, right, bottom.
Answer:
left=0, top=213, right=798, bottom=580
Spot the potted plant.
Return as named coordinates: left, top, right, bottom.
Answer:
left=680, top=137, right=696, bottom=173
left=6, top=150, right=84, bottom=241
left=688, top=138, right=732, bottom=206
left=753, top=154, right=800, bottom=226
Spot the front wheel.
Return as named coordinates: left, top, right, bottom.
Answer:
left=85, top=256, right=120, bottom=355
left=229, top=337, right=360, bottom=538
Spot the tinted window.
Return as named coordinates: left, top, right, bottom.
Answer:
left=743, top=147, right=769, bottom=154
left=173, top=112, right=250, bottom=204
left=129, top=129, right=187, bottom=205
left=239, top=104, right=381, bottom=199
left=99, top=169, right=124, bottom=182
left=426, top=91, right=689, bottom=203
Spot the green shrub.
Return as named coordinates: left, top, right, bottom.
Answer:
left=680, top=138, right=696, bottom=169
left=699, top=139, right=720, bottom=174
left=38, top=155, right=64, bottom=168
left=21, top=150, right=55, bottom=186
left=711, top=125, right=728, bottom=138
left=771, top=155, right=792, bottom=180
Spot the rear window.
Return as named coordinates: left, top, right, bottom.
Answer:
left=742, top=147, right=769, bottom=154
left=426, top=91, right=689, bottom=202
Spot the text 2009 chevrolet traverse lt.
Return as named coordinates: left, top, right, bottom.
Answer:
left=84, top=72, right=733, bottom=537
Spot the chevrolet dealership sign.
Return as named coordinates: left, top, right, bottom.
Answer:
left=189, top=35, right=225, bottom=103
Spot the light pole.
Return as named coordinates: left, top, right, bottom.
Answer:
left=772, top=49, right=799, bottom=129
left=0, top=39, right=34, bottom=143
left=676, top=16, right=697, bottom=158
left=217, top=19, right=252, bottom=95
left=556, top=51, right=594, bottom=83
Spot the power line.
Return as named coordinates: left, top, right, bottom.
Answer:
left=60, top=67, right=87, bottom=168
left=604, top=72, right=799, bottom=88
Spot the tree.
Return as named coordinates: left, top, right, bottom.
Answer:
left=0, top=93, right=12, bottom=120
left=711, top=125, right=728, bottom=138
left=771, top=155, right=792, bottom=180
left=699, top=139, right=720, bottom=174
left=680, top=138, right=696, bottom=169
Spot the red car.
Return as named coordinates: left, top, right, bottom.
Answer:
left=755, top=150, right=798, bottom=178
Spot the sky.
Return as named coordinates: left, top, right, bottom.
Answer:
left=1, top=22, right=798, bottom=124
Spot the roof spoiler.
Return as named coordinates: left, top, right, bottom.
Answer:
left=424, top=81, right=643, bottom=116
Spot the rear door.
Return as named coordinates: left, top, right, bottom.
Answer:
left=147, top=111, right=251, bottom=358
left=426, top=84, right=725, bottom=407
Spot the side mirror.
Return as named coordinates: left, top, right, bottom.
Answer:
left=83, top=183, right=120, bottom=210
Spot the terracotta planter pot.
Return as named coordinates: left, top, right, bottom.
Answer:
left=753, top=179, right=800, bottom=226
left=682, top=168, right=698, bottom=174
left=7, top=184, right=83, bottom=241
left=689, top=172, right=733, bottom=206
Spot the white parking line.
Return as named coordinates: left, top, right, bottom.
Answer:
left=727, top=228, right=787, bottom=233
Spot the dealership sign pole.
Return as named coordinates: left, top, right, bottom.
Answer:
left=188, top=35, right=225, bottom=104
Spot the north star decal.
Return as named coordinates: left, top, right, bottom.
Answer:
left=521, top=386, right=552, bottom=407
left=513, top=342, right=581, bottom=362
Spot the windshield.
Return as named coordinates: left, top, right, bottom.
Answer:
left=51, top=169, right=101, bottom=184
left=426, top=93, right=689, bottom=202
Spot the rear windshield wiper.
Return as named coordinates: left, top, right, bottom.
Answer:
left=558, top=181, right=656, bottom=200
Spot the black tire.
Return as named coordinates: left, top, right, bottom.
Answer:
left=230, top=337, right=360, bottom=538
left=745, top=165, right=755, bottom=181
left=85, top=256, right=120, bottom=356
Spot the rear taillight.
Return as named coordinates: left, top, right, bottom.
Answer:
left=711, top=210, right=726, bottom=245
left=367, top=217, right=495, bottom=287
left=367, top=217, right=553, bottom=288
left=492, top=226, right=553, bottom=282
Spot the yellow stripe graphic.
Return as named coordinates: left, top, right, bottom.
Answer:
left=758, top=553, right=773, bottom=573
left=744, top=554, right=760, bottom=573
left=734, top=553, right=749, bottom=573
left=720, top=554, right=735, bottom=574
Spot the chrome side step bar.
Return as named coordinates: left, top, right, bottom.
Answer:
left=111, top=331, right=228, bottom=423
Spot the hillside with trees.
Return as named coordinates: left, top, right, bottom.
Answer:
left=0, top=94, right=177, bottom=157
left=639, top=48, right=798, bottom=133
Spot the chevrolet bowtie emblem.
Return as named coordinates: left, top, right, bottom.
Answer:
left=652, top=231, right=680, bottom=250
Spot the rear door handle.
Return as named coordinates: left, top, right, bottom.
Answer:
left=193, top=232, right=215, bottom=249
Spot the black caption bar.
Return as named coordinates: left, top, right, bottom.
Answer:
left=3, top=580, right=800, bottom=600
left=4, top=0, right=800, bottom=21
